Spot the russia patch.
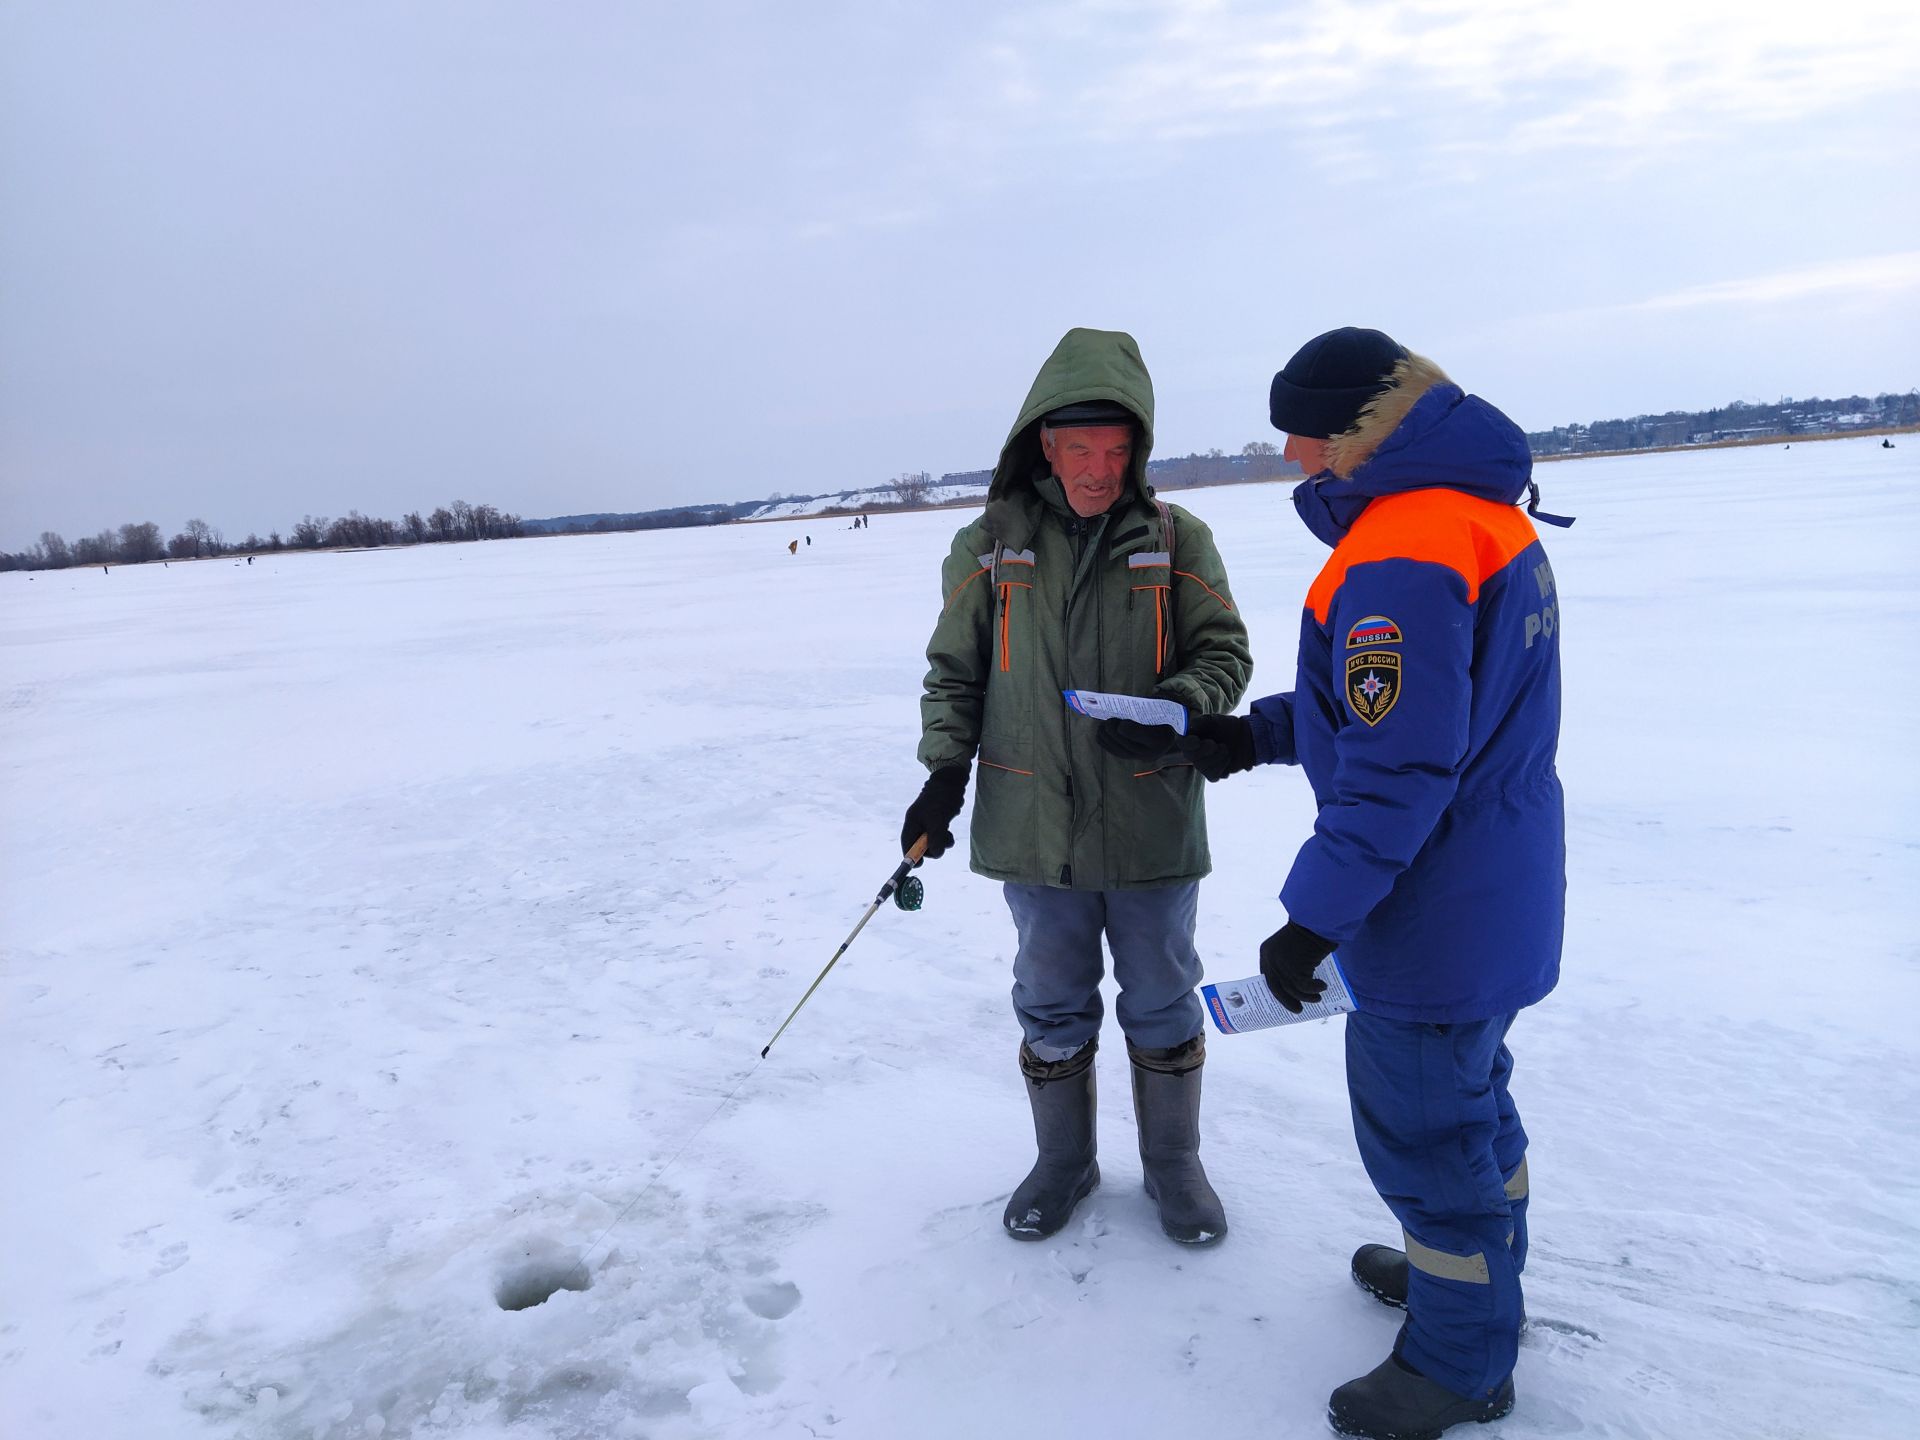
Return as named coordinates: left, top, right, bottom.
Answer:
left=1346, top=614, right=1402, bottom=647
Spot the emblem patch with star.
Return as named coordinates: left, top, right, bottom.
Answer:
left=1346, top=614, right=1402, bottom=648
left=1346, top=650, right=1402, bottom=725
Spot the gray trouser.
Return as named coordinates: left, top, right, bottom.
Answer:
left=1004, top=882, right=1205, bottom=1060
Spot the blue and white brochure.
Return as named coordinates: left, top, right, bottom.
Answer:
left=1203, top=955, right=1355, bottom=1033
left=1062, top=688, right=1188, bottom=735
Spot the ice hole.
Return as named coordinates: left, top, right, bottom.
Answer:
left=743, top=1279, right=802, bottom=1320
left=494, top=1254, right=592, bottom=1312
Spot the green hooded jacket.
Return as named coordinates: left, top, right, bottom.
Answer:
left=918, top=328, right=1253, bottom=889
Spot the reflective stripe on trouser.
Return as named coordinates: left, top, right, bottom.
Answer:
left=1345, top=1009, right=1529, bottom=1399
left=1004, top=882, right=1205, bottom=1058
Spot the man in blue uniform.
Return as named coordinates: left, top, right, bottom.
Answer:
left=1131, top=328, right=1571, bottom=1437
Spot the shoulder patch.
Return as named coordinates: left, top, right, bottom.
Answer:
left=1346, top=651, right=1401, bottom=726
left=1346, top=614, right=1402, bottom=648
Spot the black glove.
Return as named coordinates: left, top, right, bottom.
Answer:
left=901, top=764, right=970, bottom=859
left=1181, top=713, right=1257, bottom=781
left=1259, top=921, right=1335, bottom=1013
left=1095, top=717, right=1181, bottom=762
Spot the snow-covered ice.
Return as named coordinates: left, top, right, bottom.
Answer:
left=3, top=437, right=1917, bottom=1439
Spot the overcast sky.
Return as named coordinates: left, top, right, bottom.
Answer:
left=3, top=0, right=1916, bottom=548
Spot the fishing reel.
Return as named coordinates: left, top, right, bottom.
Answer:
left=893, top=873, right=925, bottom=912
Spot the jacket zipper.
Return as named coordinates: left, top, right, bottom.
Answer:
left=1064, top=515, right=1087, bottom=886
left=1060, top=510, right=1110, bottom=888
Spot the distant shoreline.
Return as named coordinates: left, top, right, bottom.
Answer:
left=736, top=425, right=1919, bottom=525
left=12, top=427, right=1911, bottom=563
left=1533, top=424, right=1914, bottom=463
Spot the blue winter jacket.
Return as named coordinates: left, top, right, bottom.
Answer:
left=1249, top=379, right=1567, bottom=1022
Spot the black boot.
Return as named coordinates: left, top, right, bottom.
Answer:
left=1128, top=1036, right=1227, bottom=1246
left=1003, top=1040, right=1099, bottom=1241
left=1328, top=1355, right=1515, bottom=1439
left=1352, top=1242, right=1409, bottom=1308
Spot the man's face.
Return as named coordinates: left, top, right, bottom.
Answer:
left=1284, top=433, right=1332, bottom=476
left=1041, top=423, right=1134, bottom=517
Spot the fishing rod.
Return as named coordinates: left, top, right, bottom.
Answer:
left=760, top=833, right=929, bottom=1058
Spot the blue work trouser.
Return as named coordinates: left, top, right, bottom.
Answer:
left=1003, top=882, right=1205, bottom=1059
left=1345, top=1010, right=1530, bottom=1399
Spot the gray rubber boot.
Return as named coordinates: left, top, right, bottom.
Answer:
left=1327, top=1355, right=1515, bottom=1439
left=1003, top=1040, right=1100, bottom=1241
left=1129, top=1036, right=1227, bottom=1246
left=1352, top=1242, right=1410, bottom=1308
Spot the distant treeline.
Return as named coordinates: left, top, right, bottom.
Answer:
left=12, top=388, right=1913, bottom=570
left=522, top=501, right=765, bottom=535
left=1, top=500, right=527, bottom=572
left=1527, top=390, right=1918, bottom=456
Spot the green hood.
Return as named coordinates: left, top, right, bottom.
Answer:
left=990, top=328, right=1156, bottom=503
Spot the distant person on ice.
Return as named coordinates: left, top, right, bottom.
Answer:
left=902, top=327, right=1251, bottom=1246
left=1178, top=328, right=1572, bottom=1438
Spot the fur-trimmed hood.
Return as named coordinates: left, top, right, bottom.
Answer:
left=1293, top=352, right=1537, bottom=547
left=1327, top=353, right=1456, bottom=477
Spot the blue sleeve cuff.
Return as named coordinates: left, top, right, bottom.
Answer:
left=1247, top=692, right=1297, bottom=766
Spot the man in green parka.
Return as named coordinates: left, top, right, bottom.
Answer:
left=901, top=328, right=1253, bottom=1245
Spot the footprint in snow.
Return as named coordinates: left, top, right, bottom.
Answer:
left=1528, top=1315, right=1603, bottom=1342
left=1050, top=1250, right=1094, bottom=1285
left=151, top=1243, right=190, bottom=1277
left=1522, top=1315, right=1605, bottom=1360
left=918, top=1195, right=1003, bottom=1245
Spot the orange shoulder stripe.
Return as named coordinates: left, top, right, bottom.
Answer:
left=1306, top=490, right=1537, bottom=623
left=1173, top=570, right=1235, bottom=612
left=944, top=566, right=989, bottom=611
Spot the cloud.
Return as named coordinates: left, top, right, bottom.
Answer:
left=955, top=0, right=1920, bottom=167
left=1624, top=251, right=1920, bottom=312
left=1486, top=250, right=1920, bottom=351
left=792, top=204, right=935, bottom=245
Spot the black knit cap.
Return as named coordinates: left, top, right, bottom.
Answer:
left=1041, top=399, right=1136, bottom=428
left=1268, top=327, right=1409, bottom=438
